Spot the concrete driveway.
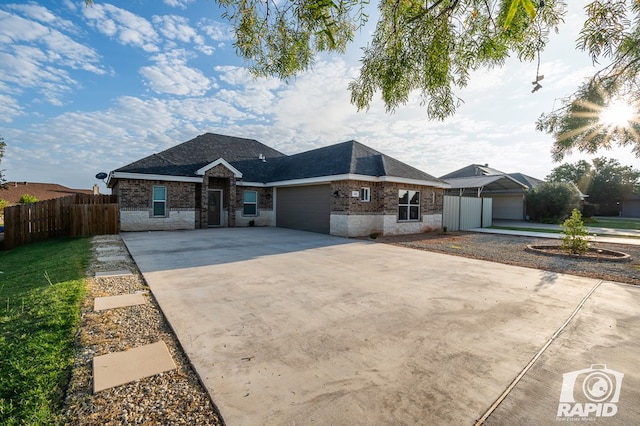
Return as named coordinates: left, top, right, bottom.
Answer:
left=121, top=228, right=640, bottom=425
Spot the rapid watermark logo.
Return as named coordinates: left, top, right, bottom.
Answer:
left=557, top=364, right=624, bottom=419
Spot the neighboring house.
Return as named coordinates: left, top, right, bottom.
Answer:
left=0, top=182, right=96, bottom=204
left=440, top=164, right=544, bottom=220
left=107, top=133, right=449, bottom=237
left=622, top=194, right=640, bottom=217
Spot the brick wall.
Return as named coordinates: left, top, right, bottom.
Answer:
left=328, top=180, right=444, bottom=216
left=330, top=180, right=384, bottom=214
left=113, top=179, right=196, bottom=210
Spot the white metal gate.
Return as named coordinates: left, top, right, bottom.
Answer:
left=443, top=196, right=492, bottom=231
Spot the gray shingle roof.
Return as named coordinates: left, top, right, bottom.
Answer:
left=507, top=173, right=544, bottom=190
left=114, top=133, right=287, bottom=182
left=112, top=133, right=445, bottom=185
left=440, top=164, right=507, bottom=179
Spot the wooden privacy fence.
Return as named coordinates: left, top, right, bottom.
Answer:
left=3, top=194, right=118, bottom=250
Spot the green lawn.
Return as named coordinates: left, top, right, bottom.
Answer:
left=0, top=238, right=91, bottom=425
left=490, top=226, right=563, bottom=234
left=591, top=218, right=640, bottom=230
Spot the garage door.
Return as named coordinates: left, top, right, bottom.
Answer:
left=492, top=195, right=524, bottom=220
left=276, top=185, right=330, bottom=234
left=623, top=200, right=640, bottom=217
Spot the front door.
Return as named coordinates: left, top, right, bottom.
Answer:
left=207, top=190, right=222, bottom=226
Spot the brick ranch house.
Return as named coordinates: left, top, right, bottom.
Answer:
left=107, top=133, right=449, bottom=237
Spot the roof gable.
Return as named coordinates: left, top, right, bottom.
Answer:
left=195, top=158, right=243, bottom=178
left=114, top=133, right=286, bottom=179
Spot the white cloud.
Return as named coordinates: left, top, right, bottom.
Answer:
left=139, top=50, right=213, bottom=96
left=152, top=14, right=214, bottom=55
left=83, top=3, right=159, bottom=52
left=0, top=93, right=22, bottom=123
left=0, top=8, right=105, bottom=106
left=163, top=0, right=195, bottom=9
left=6, top=3, right=77, bottom=33
left=198, top=18, right=234, bottom=42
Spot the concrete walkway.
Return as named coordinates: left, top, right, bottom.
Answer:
left=471, top=220, right=640, bottom=246
left=122, top=228, right=640, bottom=425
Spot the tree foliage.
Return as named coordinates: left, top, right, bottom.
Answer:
left=82, top=0, right=640, bottom=158
left=525, top=181, right=581, bottom=222
left=546, top=159, right=592, bottom=193
left=19, top=194, right=38, bottom=204
left=84, top=0, right=566, bottom=120
left=547, top=157, right=640, bottom=215
left=537, top=1, right=640, bottom=160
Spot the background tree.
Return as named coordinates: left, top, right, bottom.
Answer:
left=547, top=157, right=640, bottom=215
left=525, top=182, right=581, bottom=223
left=545, top=160, right=592, bottom=193
left=19, top=194, right=38, bottom=204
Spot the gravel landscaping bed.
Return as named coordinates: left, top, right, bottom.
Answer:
left=376, top=232, right=640, bottom=285
left=63, top=235, right=222, bottom=425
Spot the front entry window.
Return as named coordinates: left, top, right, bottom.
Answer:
left=152, top=186, right=166, bottom=217
left=398, top=190, right=420, bottom=221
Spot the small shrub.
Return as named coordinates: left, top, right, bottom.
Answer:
left=19, top=194, right=38, bottom=204
left=442, top=226, right=448, bottom=233
left=369, top=232, right=379, bottom=239
left=249, top=219, right=255, bottom=227
left=561, top=209, right=589, bottom=255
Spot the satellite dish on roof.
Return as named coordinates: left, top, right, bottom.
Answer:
left=95, top=172, right=108, bottom=180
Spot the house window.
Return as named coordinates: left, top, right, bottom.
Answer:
left=243, top=190, right=258, bottom=216
left=152, top=186, right=167, bottom=217
left=398, top=190, right=420, bottom=221
left=360, top=187, right=370, bottom=202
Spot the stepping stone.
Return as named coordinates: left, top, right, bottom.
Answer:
left=95, top=245, right=124, bottom=252
left=93, top=341, right=176, bottom=393
left=97, top=255, right=128, bottom=262
left=95, top=270, right=133, bottom=278
left=94, top=293, right=146, bottom=311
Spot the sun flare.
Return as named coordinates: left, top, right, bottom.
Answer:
left=600, top=98, right=636, bottom=128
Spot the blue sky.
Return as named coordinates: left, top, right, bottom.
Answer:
left=1, top=1, right=638, bottom=192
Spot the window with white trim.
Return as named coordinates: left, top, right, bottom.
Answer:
left=243, top=190, right=258, bottom=216
left=398, top=190, right=420, bottom=221
left=152, top=186, right=167, bottom=217
left=360, top=187, right=370, bottom=202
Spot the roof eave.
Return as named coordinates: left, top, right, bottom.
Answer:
left=264, top=173, right=450, bottom=188
left=108, top=171, right=202, bottom=187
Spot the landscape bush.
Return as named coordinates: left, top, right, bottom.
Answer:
left=526, top=182, right=581, bottom=223
left=561, top=209, right=589, bottom=255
